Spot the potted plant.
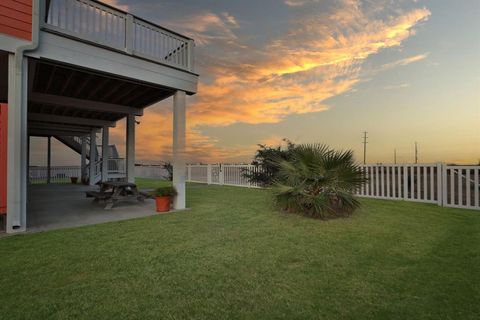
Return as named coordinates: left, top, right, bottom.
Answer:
left=70, top=176, right=78, bottom=184
left=153, top=186, right=177, bottom=212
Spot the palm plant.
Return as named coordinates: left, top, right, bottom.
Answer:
left=273, top=144, right=366, bottom=219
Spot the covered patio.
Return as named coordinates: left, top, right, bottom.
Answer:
left=27, top=183, right=159, bottom=232
left=1, top=0, right=198, bottom=233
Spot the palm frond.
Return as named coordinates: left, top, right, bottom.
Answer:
left=273, top=143, right=366, bottom=219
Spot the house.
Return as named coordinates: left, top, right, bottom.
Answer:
left=0, top=0, right=198, bottom=233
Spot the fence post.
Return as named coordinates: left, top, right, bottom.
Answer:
left=219, top=164, right=224, bottom=185
left=436, top=163, right=443, bottom=207
left=207, top=164, right=212, bottom=185
left=187, top=165, right=191, bottom=182
left=403, top=164, right=408, bottom=200
left=441, top=163, right=447, bottom=207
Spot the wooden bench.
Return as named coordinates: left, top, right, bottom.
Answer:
left=86, top=191, right=112, bottom=204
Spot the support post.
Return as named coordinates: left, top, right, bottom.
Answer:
left=27, top=135, right=30, bottom=185
left=81, top=136, right=87, bottom=182
left=6, top=54, right=28, bottom=233
left=172, top=91, right=186, bottom=209
left=101, top=126, right=109, bottom=182
left=126, top=115, right=135, bottom=183
left=47, top=136, right=51, bottom=184
left=89, top=130, right=96, bottom=186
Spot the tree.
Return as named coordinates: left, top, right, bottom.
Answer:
left=273, top=144, right=366, bottom=219
left=244, top=139, right=295, bottom=187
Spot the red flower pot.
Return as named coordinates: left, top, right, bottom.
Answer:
left=155, top=196, right=171, bottom=212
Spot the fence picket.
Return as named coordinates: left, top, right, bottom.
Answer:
left=475, top=168, right=479, bottom=208
left=466, top=169, right=471, bottom=208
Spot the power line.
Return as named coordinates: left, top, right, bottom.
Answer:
left=415, top=142, right=418, bottom=164
left=362, top=131, right=368, bottom=164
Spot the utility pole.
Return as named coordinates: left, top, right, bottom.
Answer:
left=362, top=131, right=368, bottom=164
left=394, top=148, right=397, bottom=164
left=414, top=142, right=418, bottom=164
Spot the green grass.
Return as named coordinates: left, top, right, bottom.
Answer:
left=1, top=179, right=479, bottom=319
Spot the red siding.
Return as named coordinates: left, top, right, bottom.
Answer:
left=0, top=0, right=32, bottom=40
left=0, top=104, right=7, bottom=215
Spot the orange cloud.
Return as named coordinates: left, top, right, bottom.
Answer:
left=116, top=1, right=431, bottom=163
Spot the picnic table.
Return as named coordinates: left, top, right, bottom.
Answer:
left=86, top=181, right=150, bottom=210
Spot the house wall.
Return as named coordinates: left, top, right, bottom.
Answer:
left=0, top=0, right=33, bottom=41
left=0, top=103, right=7, bottom=214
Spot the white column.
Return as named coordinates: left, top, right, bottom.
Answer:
left=126, top=115, right=135, bottom=183
left=81, top=136, right=87, bottom=182
left=6, top=54, right=28, bottom=233
left=47, top=136, right=51, bottom=184
left=172, top=90, right=186, bottom=209
left=101, top=126, right=109, bottom=182
left=89, top=130, right=96, bottom=186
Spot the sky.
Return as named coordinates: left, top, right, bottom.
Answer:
left=32, top=0, right=480, bottom=166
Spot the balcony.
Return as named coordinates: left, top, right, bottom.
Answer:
left=42, top=0, right=195, bottom=73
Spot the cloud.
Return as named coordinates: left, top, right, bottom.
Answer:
left=165, top=12, right=240, bottom=46
left=381, top=53, right=430, bottom=70
left=383, top=83, right=411, bottom=90
left=115, top=0, right=431, bottom=163
left=284, top=0, right=320, bottom=7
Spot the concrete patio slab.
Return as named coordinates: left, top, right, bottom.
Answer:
left=27, top=184, right=159, bottom=232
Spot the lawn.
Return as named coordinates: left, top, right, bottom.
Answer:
left=0, top=179, right=479, bottom=319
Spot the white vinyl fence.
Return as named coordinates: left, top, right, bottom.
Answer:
left=29, top=166, right=81, bottom=184
left=186, top=163, right=480, bottom=211
left=187, top=164, right=264, bottom=188
left=135, top=165, right=170, bottom=179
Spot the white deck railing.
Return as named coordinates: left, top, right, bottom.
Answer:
left=186, top=163, right=480, bottom=210
left=43, top=0, right=194, bottom=72
left=107, top=158, right=125, bottom=173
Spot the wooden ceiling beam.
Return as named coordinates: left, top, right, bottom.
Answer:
left=29, top=112, right=116, bottom=128
left=29, top=92, right=143, bottom=116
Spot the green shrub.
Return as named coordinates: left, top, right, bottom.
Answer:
left=153, top=186, right=177, bottom=197
left=244, top=139, right=295, bottom=187
left=273, top=144, right=366, bottom=219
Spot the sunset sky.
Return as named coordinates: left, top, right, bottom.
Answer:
left=32, top=0, right=480, bottom=165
